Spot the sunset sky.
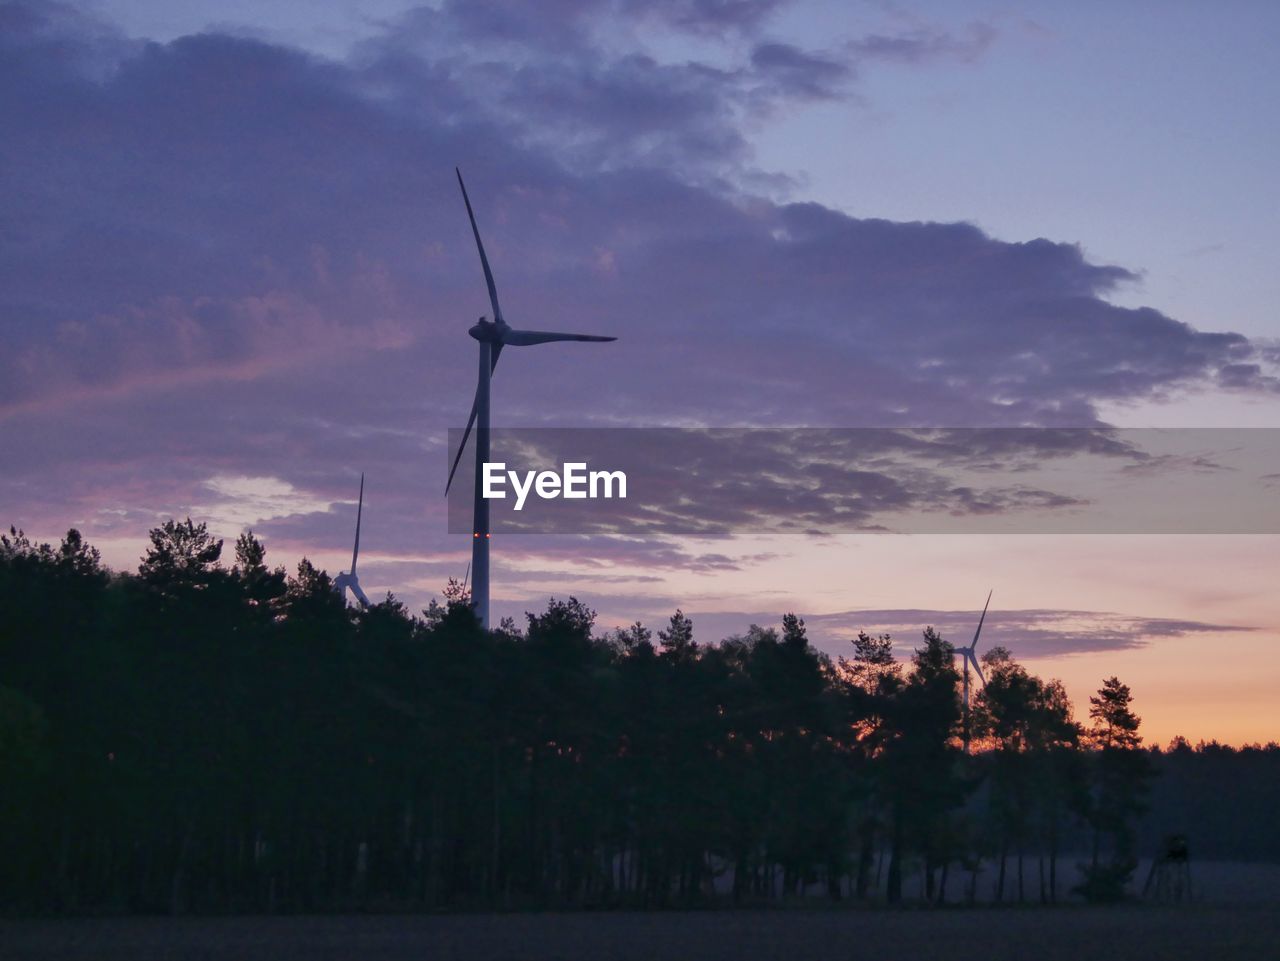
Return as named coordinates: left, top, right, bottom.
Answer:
left=3, top=0, right=1279, bottom=746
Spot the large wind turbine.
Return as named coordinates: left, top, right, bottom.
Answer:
left=333, top=474, right=371, bottom=608
left=959, top=590, right=992, bottom=753
left=447, top=168, right=616, bottom=628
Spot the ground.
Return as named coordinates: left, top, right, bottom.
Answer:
left=3, top=905, right=1277, bottom=961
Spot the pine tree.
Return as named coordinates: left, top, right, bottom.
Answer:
left=781, top=612, right=807, bottom=650
left=658, top=609, right=696, bottom=661
left=1078, top=676, right=1154, bottom=901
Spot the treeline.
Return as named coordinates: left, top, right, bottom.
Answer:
left=0, top=522, right=1270, bottom=915
left=1140, top=741, right=1280, bottom=863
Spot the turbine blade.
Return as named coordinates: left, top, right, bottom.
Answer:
left=462, top=560, right=471, bottom=590
left=350, top=579, right=371, bottom=609
left=456, top=168, right=503, bottom=323
left=446, top=336, right=503, bottom=495
left=971, top=589, right=993, bottom=648
left=502, top=328, right=617, bottom=346
left=351, top=473, right=364, bottom=574
left=972, top=655, right=987, bottom=688
left=445, top=379, right=482, bottom=495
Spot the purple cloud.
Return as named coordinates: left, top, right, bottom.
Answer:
left=679, top=607, right=1255, bottom=660
left=2, top=0, right=1278, bottom=610
left=750, top=41, right=850, bottom=100
left=623, top=0, right=788, bottom=33
left=848, top=22, right=997, bottom=65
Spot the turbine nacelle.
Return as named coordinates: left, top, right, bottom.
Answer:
left=468, top=316, right=507, bottom=342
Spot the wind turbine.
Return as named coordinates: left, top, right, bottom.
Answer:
left=333, top=473, right=371, bottom=608
left=447, top=168, right=616, bottom=628
left=959, top=589, right=992, bottom=753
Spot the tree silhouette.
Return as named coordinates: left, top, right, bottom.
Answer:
left=233, top=531, right=287, bottom=611
left=658, top=609, right=696, bottom=662
left=975, top=647, right=1082, bottom=903
left=1089, top=676, right=1143, bottom=750
left=139, top=518, right=223, bottom=586
left=838, top=630, right=899, bottom=900
left=1078, top=677, right=1154, bottom=901
left=781, top=612, right=807, bottom=650
left=4, top=523, right=1254, bottom=914
left=880, top=628, right=965, bottom=903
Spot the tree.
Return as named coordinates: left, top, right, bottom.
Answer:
left=1089, top=677, right=1143, bottom=750
left=55, top=529, right=103, bottom=578
left=233, top=531, right=267, bottom=575
left=880, top=627, right=964, bottom=903
left=1078, top=676, right=1154, bottom=902
left=0, top=684, right=48, bottom=806
left=837, top=631, right=900, bottom=900
left=423, top=576, right=482, bottom=634
left=842, top=631, right=899, bottom=698
left=658, top=609, right=696, bottom=662
left=975, top=649, right=1082, bottom=903
left=232, top=531, right=286, bottom=609
left=780, top=612, right=807, bottom=651
left=284, top=557, right=346, bottom=620
left=442, top=576, right=472, bottom=610
left=139, top=518, right=223, bottom=586
left=608, top=622, right=654, bottom=655
left=7, top=520, right=1236, bottom=913
left=526, top=595, right=596, bottom=644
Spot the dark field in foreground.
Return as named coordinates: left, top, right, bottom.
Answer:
left=3, top=905, right=1277, bottom=961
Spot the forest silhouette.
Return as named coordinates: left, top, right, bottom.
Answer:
left=1, top=522, right=1277, bottom=915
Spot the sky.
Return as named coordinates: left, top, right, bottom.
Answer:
left=3, top=0, right=1279, bottom=745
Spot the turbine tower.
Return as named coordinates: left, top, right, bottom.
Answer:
left=959, top=589, right=992, bottom=753
left=333, top=473, right=371, bottom=608
left=447, top=169, right=616, bottom=628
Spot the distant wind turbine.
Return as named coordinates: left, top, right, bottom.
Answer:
left=959, top=589, right=992, bottom=753
left=333, top=473, right=371, bottom=608
left=447, top=168, right=616, bottom=628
